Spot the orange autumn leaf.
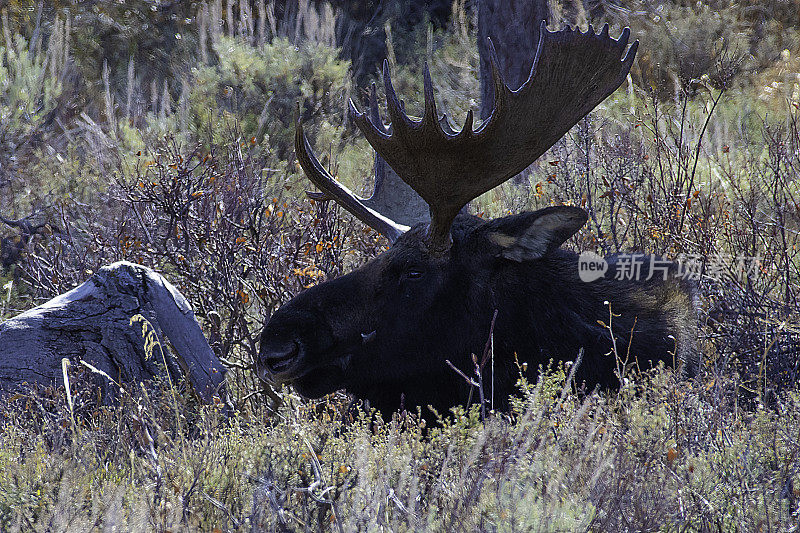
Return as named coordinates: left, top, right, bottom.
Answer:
left=667, top=448, right=678, bottom=463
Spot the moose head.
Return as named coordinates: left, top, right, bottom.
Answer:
left=258, top=24, right=699, bottom=416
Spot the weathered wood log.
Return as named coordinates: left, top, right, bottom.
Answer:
left=0, top=261, right=227, bottom=403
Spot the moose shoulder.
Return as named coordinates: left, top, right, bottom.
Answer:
left=258, top=24, right=700, bottom=416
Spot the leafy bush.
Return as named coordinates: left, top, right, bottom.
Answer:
left=186, top=35, right=350, bottom=157
left=615, top=0, right=800, bottom=101
left=0, top=18, right=75, bottom=189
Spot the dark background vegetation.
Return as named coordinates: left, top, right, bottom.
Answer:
left=1, top=0, right=800, bottom=530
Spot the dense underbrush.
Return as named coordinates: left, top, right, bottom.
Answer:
left=0, top=364, right=798, bottom=531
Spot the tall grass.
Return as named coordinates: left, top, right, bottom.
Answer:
left=1, top=362, right=799, bottom=530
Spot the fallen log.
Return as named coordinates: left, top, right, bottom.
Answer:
left=0, top=261, right=227, bottom=403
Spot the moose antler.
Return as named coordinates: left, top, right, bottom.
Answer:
left=297, top=22, right=638, bottom=253
left=297, top=85, right=429, bottom=242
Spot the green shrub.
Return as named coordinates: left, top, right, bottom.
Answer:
left=183, top=36, right=350, bottom=158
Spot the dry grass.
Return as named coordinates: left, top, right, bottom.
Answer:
left=1, top=362, right=799, bottom=531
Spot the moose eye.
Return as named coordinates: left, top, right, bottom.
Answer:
left=405, top=269, right=424, bottom=280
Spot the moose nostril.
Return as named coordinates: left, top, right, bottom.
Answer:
left=265, top=341, right=300, bottom=374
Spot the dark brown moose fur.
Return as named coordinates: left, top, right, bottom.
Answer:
left=259, top=208, right=699, bottom=416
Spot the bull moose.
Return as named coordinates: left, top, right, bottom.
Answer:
left=258, top=24, right=699, bottom=416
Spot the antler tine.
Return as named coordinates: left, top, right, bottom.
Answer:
left=486, top=38, right=509, bottom=117
left=367, top=83, right=390, bottom=135
left=421, top=64, right=442, bottom=135
left=350, top=24, right=638, bottom=254
left=381, top=60, right=415, bottom=138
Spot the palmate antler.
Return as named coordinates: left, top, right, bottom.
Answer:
left=297, top=22, right=638, bottom=253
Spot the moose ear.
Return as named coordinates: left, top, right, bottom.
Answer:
left=485, top=206, right=588, bottom=262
